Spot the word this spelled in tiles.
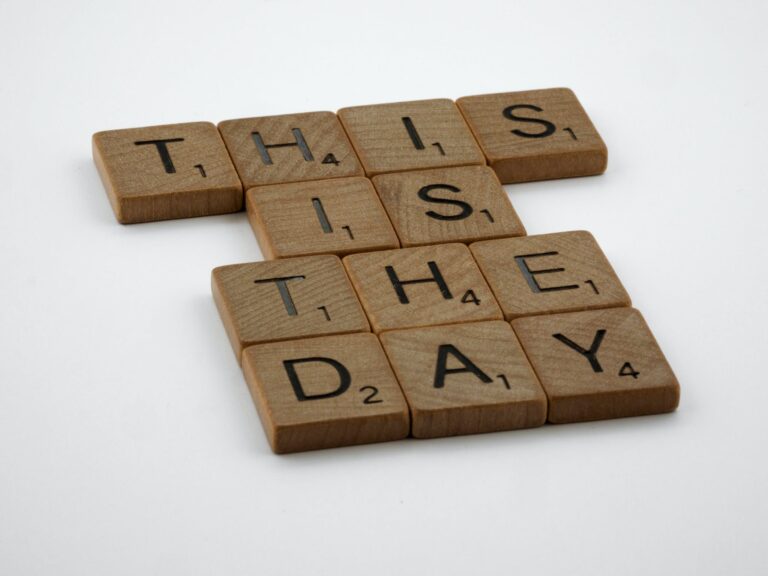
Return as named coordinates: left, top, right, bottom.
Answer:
left=93, top=88, right=680, bottom=453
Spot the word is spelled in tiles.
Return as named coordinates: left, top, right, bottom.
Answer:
left=92, top=87, right=680, bottom=454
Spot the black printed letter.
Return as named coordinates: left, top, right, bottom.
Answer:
left=553, top=329, right=606, bottom=373
left=251, top=128, right=314, bottom=165
left=502, top=104, right=556, bottom=139
left=385, top=261, right=453, bottom=304
left=134, top=138, right=185, bottom=173
left=283, top=357, right=351, bottom=401
left=417, top=184, right=473, bottom=221
left=514, top=252, right=579, bottom=293
left=253, top=275, right=306, bottom=315
left=433, top=344, right=493, bottom=389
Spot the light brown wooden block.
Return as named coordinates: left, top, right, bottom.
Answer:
left=212, top=255, right=369, bottom=362
left=337, top=99, right=485, bottom=176
left=246, top=177, right=400, bottom=259
left=218, top=112, right=363, bottom=189
left=343, top=243, right=502, bottom=333
left=456, top=88, right=607, bottom=183
left=380, top=321, right=546, bottom=438
left=512, top=308, right=680, bottom=423
left=242, top=333, right=410, bottom=453
left=92, top=122, right=243, bottom=224
left=470, top=231, right=630, bottom=319
left=372, top=165, right=526, bottom=247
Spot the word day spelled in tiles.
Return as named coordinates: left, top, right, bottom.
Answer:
left=471, top=231, right=630, bottom=319
left=218, top=112, right=363, bottom=188
left=338, top=99, right=485, bottom=176
left=380, top=321, right=547, bottom=438
left=247, top=177, right=400, bottom=259
left=93, top=122, right=243, bottom=223
left=343, top=243, right=502, bottom=333
left=457, top=88, right=607, bottom=183
left=372, top=165, right=526, bottom=247
left=512, top=308, right=680, bottom=423
left=212, top=255, right=369, bottom=361
left=243, top=333, right=410, bottom=453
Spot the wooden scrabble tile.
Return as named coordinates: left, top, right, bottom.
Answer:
left=372, top=165, right=526, bottom=247
left=380, top=321, right=546, bottom=438
left=343, top=243, right=502, bottom=333
left=212, top=255, right=369, bottom=362
left=470, top=231, right=630, bottom=320
left=246, top=177, right=400, bottom=259
left=242, top=333, right=410, bottom=453
left=512, top=308, right=680, bottom=423
left=337, top=99, right=485, bottom=176
left=218, top=112, right=363, bottom=188
left=456, top=88, right=607, bottom=183
left=92, top=122, right=243, bottom=224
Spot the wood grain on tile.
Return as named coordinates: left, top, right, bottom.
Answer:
left=380, top=321, right=546, bottom=438
left=93, top=122, right=243, bottom=224
left=343, top=243, right=502, bottom=333
left=372, top=165, right=525, bottom=247
left=512, top=308, right=680, bottom=423
left=218, top=112, right=363, bottom=188
left=247, top=177, right=400, bottom=259
left=242, top=333, right=410, bottom=453
left=470, top=231, right=630, bottom=319
left=212, top=255, right=369, bottom=362
left=338, top=99, right=485, bottom=176
left=457, top=88, right=607, bottom=183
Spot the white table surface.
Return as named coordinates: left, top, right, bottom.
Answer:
left=1, top=1, right=766, bottom=574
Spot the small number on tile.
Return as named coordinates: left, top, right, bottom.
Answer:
left=360, top=386, right=383, bottom=404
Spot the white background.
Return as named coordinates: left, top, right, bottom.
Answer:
left=1, top=1, right=766, bottom=574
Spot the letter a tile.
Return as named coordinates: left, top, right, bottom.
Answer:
left=212, top=255, right=369, bottom=362
left=218, top=112, right=363, bottom=188
left=93, top=122, right=243, bottom=223
left=457, top=88, right=607, bottom=183
left=343, top=243, right=502, bottom=333
left=242, top=333, right=410, bottom=453
left=470, top=231, right=630, bottom=319
left=380, top=321, right=547, bottom=438
left=512, top=308, right=680, bottom=423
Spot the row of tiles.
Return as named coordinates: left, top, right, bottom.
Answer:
left=243, top=311, right=680, bottom=454
left=93, top=88, right=607, bottom=223
left=212, top=231, right=630, bottom=362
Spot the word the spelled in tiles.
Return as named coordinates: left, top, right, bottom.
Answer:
left=93, top=88, right=680, bottom=454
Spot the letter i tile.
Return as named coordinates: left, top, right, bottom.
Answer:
left=242, top=333, right=410, bottom=453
